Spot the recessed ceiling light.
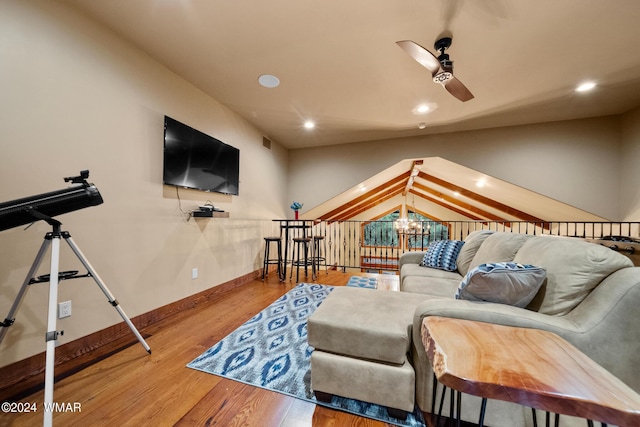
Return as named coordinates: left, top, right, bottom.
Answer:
left=412, top=103, right=436, bottom=115
left=575, top=81, right=597, bottom=92
left=304, top=120, right=315, bottom=129
left=476, top=179, right=486, bottom=188
left=258, top=74, right=280, bottom=88
left=418, top=123, right=427, bottom=129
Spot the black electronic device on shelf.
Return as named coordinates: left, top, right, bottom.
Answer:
left=193, top=205, right=227, bottom=218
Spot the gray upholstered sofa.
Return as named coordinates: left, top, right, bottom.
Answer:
left=307, top=231, right=640, bottom=426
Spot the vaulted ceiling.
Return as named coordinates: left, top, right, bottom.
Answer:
left=59, top=0, right=639, bottom=221
left=64, top=0, right=640, bottom=149
left=304, top=158, right=606, bottom=222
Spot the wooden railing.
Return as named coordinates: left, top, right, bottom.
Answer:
left=270, top=220, right=640, bottom=273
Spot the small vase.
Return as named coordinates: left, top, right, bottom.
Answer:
left=294, top=210, right=299, bottom=220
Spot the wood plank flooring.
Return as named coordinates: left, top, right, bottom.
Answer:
left=0, top=271, right=444, bottom=426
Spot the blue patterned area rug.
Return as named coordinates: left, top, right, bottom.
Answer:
left=347, top=275, right=378, bottom=289
left=187, top=283, right=426, bottom=427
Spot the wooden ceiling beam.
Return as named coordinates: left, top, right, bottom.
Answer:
left=331, top=184, right=405, bottom=221
left=319, top=171, right=411, bottom=220
left=417, top=171, right=546, bottom=224
left=403, top=160, right=423, bottom=196
left=409, top=188, right=485, bottom=221
left=411, top=184, right=507, bottom=222
left=315, top=165, right=549, bottom=228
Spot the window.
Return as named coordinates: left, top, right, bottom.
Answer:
left=401, top=211, right=448, bottom=250
left=362, top=211, right=399, bottom=247
left=363, top=210, right=450, bottom=250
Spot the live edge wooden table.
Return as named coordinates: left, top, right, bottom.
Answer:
left=421, top=316, right=640, bottom=427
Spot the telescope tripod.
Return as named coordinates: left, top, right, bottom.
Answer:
left=0, top=222, right=151, bottom=427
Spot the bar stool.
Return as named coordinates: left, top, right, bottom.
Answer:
left=290, top=237, right=312, bottom=282
left=262, top=236, right=283, bottom=281
left=313, top=235, right=328, bottom=274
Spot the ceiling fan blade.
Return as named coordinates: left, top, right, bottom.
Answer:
left=396, top=40, right=441, bottom=75
left=443, top=76, right=474, bottom=102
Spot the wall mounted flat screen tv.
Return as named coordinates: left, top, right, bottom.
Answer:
left=163, top=116, right=239, bottom=195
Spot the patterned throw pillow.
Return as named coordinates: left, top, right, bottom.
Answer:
left=455, top=262, right=546, bottom=308
left=420, top=240, right=465, bottom=272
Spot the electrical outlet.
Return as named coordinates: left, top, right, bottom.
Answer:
left=58, top=301, right=72, bottom=319
left=191, top=268, right=198, bottom=280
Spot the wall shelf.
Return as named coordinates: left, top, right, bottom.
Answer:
left=193, top=211, right=229, bottom=218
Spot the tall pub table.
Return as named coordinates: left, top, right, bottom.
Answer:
left=422, top=316, right=640, bottom=427
left=272, top=220, right=315, bottom=281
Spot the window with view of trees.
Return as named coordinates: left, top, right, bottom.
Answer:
left=362, top=211, right=400, bottom=247
left=362, top=210, right=449, bottom=250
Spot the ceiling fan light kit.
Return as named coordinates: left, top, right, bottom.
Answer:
left=433, top=71, right=454, bottom=85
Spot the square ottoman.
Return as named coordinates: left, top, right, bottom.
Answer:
left=307, top=287, right=433, bottom=419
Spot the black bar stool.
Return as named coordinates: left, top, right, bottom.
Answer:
left=313, top=235, right=328, bottom=274
left=262, top=236, right=283, bottom=280
left=290, top=237, right=311, bottom=282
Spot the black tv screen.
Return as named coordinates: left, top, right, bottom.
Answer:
left=163, top=116, right=239, bottom=195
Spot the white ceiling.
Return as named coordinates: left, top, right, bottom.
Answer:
left=64, top=0, right=640, bottom=149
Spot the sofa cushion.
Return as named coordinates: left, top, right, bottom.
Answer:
left=402, top=274, right=462, bottom=297
left=307, top=287, right=435, bottom=365
left=455, top=262, right=546, bottom=308
left=402, top=263, right=463, bottom=281
left=421, top=240, right=465, bottom=271
left=514, top=236, right=633, bottom=315
left=468, top=232, right=533, bottom=271
left=456, top=230, right=495, bottom=276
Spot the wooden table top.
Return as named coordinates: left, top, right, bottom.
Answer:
left=352, top=272, right=400, bottom=291
left=421, top=316, right=640, bottom=426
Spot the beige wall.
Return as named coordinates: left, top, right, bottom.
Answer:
left=621, top=107, right=640, bottom=220
left=1, top=0, right=639, bottom=369
left=289, top=116, right=629, bottom=220
left=0, top=0, right=288, bottom=367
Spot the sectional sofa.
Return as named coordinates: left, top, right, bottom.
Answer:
left=307, top=231, right=640, bottom=426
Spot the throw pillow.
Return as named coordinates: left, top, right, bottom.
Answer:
left=420, top=240, right=465, bottom=272
left=456, top=230, right=495, bottom=276
left=514, top=236, right=633, bottom=315
left=456, top=262, right=546, bottom=308
left=466, top=232, right=533, bottom=272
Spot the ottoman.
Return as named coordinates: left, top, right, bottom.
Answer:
left=307, top=287, right=433, bottom=419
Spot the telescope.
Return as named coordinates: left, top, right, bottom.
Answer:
left=0, top=170, right=103, bottom=232
left=0, top=169, right=150, bottom=427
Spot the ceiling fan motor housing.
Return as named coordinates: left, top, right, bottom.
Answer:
left=439, top=57, right=453, bottom=71
left=435, top=37, right=454, bottom=78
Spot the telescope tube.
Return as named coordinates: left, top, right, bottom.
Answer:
left=0, top=183, right=103, bottom=232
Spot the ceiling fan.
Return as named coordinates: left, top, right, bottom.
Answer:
left=397, top=37, right=474, bottom=102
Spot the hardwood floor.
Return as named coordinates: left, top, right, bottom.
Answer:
left=2, top=270, right=446, bottom=427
